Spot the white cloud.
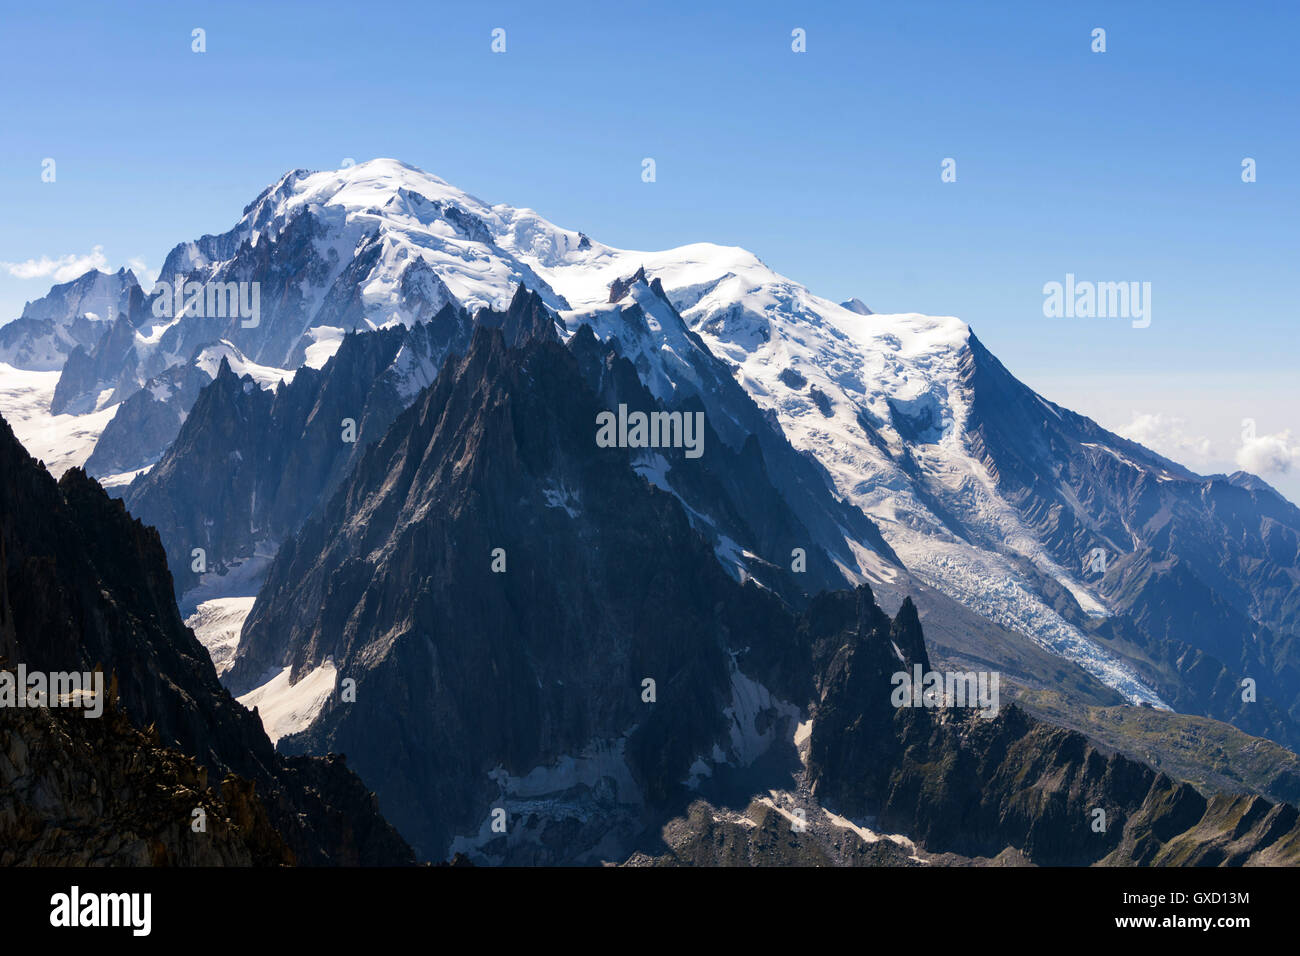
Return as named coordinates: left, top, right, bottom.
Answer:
left=1118, top=412, right=1213, bottom=466
left=1, top=245, right=110, bottom=282
left=0, top=246, right=157, bottom=291
left=1236, top=430, right=1300, bottom=476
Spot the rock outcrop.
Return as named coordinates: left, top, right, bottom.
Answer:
left=0, top=411, right=414, bottom=865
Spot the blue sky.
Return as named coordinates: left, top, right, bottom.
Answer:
left=2, top=0, right=1297, bottom=496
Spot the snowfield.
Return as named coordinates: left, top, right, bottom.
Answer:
left=0, top=363, right=117, bottom=476
left=185, top=596, right=257, bottom=677
left=235, top=661, right=337, bottom=745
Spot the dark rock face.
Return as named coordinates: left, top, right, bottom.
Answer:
left=808, top=386, right=834, bottom=418
left=0, top=412, right=414, bottom=865
left=0, top=685, right=293, bottom=866
left=958, top=333, right=1300, bottom=747
left=608, top=265, right=648, bottom=303
left=777, top=368, right=806, bottom=390
left=229, top=290, right=815, bottom=861
left=48, top=346, right=99, bottom=415
left=122, top=304, right=471, bottom=603
left=84, top=361, right=212, bottom=478
left=567, top=323, right=843, bottom=603
left=806, top=588, right=1300, bottom=866
left=121, top=276, right=890, bottom=613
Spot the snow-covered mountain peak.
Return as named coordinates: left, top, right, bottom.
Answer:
left=0, top=267, right=142, bottom=371
left=230, top=159, right=611, bottom=298
left=264, top=159, right=476, bottom=225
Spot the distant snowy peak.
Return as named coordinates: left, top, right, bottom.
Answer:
left=0, top=268, right=141, bottom=370
left=18, top=267, right=139, bottom=323
left=841, top=297, right=873, bottom=315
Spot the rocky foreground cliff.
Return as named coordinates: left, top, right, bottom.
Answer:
left=0, top=412, right=413, bottom=866
left=0, top=678, right=293, bottom=866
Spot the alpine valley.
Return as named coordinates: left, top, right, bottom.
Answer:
left=2, top=159, right=1297, bottom=866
